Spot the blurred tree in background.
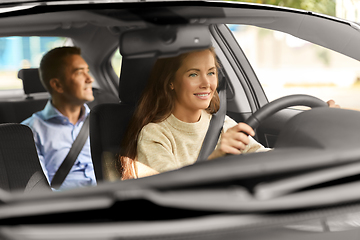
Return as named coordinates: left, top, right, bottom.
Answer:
left=236, top=0, right=336, bottom=16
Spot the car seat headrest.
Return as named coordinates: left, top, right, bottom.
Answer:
left=18, top=68, right=47, bottom=95
left=119, top=57, right=156, bottom=104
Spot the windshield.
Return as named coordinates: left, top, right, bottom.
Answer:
left=0, top=4, right=360, bottom=238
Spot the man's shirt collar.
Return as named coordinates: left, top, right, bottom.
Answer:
left=41, top=100, right=90, bottom=124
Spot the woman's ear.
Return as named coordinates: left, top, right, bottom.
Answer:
left=169, top=83, right=174, bottom=90
left=49, top=78, right=64, bottom=94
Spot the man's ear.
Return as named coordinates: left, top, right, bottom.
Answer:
left=49, top=78, right=64, bottom=94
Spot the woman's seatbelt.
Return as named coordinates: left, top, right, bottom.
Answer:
left=196, top=74, right=227, bottom=162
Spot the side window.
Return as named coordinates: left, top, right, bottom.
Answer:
left=111, top=48, right=122, bottom=77
left=0, top=36, right=68, bottom=93
left=229, top=25, right=360, bottom=111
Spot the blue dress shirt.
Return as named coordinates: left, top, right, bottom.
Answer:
left=22, top=100, right=96, bottom=190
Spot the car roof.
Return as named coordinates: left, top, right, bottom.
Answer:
left=0, top=0, right=359, bottom=61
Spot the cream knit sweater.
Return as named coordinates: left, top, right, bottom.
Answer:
left=137, top=110, right=266, bottom=173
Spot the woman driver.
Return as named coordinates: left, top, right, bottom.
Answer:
left=118, top=47, right=339, bottom=180
left=118, top=47, right=268, bottom=179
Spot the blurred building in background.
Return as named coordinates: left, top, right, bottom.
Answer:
left=0, top=37, right=66, bottom=90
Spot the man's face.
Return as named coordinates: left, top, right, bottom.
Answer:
left=60, top=55, right=94, bottom=105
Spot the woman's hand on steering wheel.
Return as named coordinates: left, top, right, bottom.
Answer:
left=207, top=95, right=337, bottom=160
left=208, top=123, right=255, bottom=159
left=327, top=99, right=340, bottom=108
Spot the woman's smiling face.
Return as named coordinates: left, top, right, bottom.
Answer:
left=171, top=49, right=218, bottom=122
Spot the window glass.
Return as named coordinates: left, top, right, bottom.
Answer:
left=229, top=25, right=360, bottom=111
left=111, top=48, right=122, bottom=77
left=0, top=36, right=67, bottom=91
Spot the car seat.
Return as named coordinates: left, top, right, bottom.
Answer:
left=0, top=69, right=48, bottom=124
left=90, top=57, right=156, bottom=181
left=19, top=68, right=47, bottom=98
left=0, top=123, right=50, bottom=193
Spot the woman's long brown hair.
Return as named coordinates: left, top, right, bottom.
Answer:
left=119, top=47, right=220, bottom=179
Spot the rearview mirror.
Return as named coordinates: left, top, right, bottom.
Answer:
left=120, top=25, right=211, bottom=58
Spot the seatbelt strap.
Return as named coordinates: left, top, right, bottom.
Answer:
left=51, top=115, right=90, bottom=189
left=196, top=75, right=227, bottom=162
left=24, top=171, right=51, bottom=193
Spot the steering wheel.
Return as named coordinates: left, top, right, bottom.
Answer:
left=245, top=94, right=328, bottom=130
left=197, top=94, right=328, bottom=161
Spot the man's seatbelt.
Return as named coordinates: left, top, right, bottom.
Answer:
left=196, top=73, right=227, bottom=162
left=51, top=115, right=90, bottom=189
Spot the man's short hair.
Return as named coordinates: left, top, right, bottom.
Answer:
left=39, top=46, right=81, bottom=94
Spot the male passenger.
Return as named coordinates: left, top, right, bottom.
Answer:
left=22, top=47, right=96, bottom=190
